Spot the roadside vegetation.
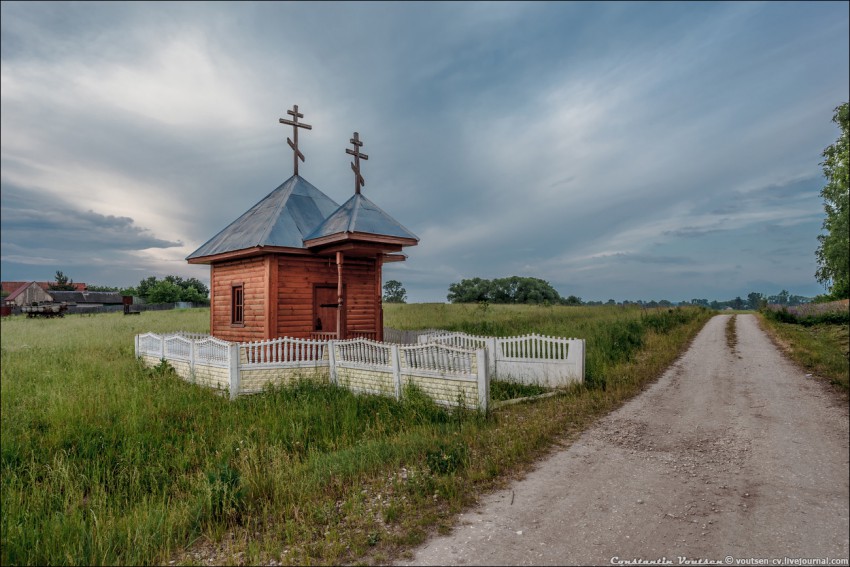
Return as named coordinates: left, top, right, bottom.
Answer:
left=1, top=304, right=710, bottom=566
left=759, top=301, right=849, bottom=393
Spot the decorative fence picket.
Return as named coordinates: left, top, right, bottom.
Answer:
left=241, top=336, right=327, bottom=366
left=194, top=337, right=230, bottom=367
left=419, top=331, right=584, bottom=388
left=498, top=334, right=570, bottom=360
left=335, top=338, right=392, bottom=367
left=164, top=335, right=192, bottom=361
left=400, top=343, right=474, bottom=374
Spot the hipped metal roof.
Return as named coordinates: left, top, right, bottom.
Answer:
left=304, top=193, right=418, bottom=242
left=187, top=174, right=418, bottom=261
left=187, top=175, right=340, bottom=260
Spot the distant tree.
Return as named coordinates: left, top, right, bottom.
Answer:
left=86, top=285, right=120, bottom=292
left=133, top=276, right=159, bottom=299
left=383, top=280, right=407, bottom=304
left=606, top=299, right=616, bottom=305
left=129, top=275, right=209, bottom=303
left=147, top=280, right=184, bottom=303
left=747, top=292, right=764, bottom=310
left=731, top=296, right=745, bottom=310
left=658, top=300, right=672, bottom=307
left=691, top=298, right=710, bottom=308
left=49, top=270, right=76, bottom=291
left=564, top=295, right=582, bottom=306
left=447, top=277, right=492, bottom=303
left=447, top=276, right=565, bottom=304
left=815, top=102, right=849, bottom=299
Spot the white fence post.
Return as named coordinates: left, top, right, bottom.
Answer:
left=391, top=344, right=401, bottom=400
left=477, top=348, right=489, bottom=412
left=577, top=339, right=586, bottom=382
left=190, top=338, right=196, bottom=378
left=160, top=336, right=166, bottom=360
left=328, top=340, right=337, bottom=385
left=134, top=335, right=139, bottom=358
left=228, top=343, right=240, bottom=400
left=487, top=336, right=497, bottom=377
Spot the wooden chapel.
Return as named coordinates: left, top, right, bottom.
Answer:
left=187, top=105, right=418, bottom=343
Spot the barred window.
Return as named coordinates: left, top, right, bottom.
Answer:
left=231, top=285, right=244, bottom=325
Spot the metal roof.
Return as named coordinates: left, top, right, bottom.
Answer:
left=304, top=193, right=419, bottom=242
left=49, top=291, right=124, bottom=304
left=187, top=175, right=341, bottom=259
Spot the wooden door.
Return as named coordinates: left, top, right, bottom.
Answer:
left=313, top=285, right=341, bottom=334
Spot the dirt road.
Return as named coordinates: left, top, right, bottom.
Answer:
left=395, top=315, right=849, bottom=566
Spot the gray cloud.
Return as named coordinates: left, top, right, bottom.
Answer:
left=0, top=183, right=181, bottom=251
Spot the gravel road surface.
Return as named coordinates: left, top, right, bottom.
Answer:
left=395, top=314, right=849, bottom=566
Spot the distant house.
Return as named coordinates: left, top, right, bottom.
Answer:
left=4, top=282, right=53, bottom=307
left=1, top=281, right=87, bottom=295
left=2, top=282, right=121, bottom=311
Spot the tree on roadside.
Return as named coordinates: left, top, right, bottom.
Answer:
left=383, top=280, right=407, bottom=304
left=815, top=102, right=849, bottom=299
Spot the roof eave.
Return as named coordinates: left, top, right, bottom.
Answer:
left=187, top=245, right=313, bottom=264
left=303, top=231, right=419, bottom=249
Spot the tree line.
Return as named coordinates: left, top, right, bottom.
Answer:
left=47, top=272, right=210, bottom=304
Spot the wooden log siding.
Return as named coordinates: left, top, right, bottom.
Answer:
left=277, top=256, right=378, bottom=339
left=211, top=257, right=267, bottom=341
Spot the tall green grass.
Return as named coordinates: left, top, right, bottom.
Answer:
left=2, top=305, right=710, bottom=565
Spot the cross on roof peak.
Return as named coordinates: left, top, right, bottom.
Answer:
left=346, top=131, right=369, bottom=195
left=279, top=104, right=312, bottom=176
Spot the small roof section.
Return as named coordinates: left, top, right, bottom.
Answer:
left=49, top=291, right=124, bottom=304
left=187, top=175, right=340, bottom=262
left=303, top=193, right=419, bottom=246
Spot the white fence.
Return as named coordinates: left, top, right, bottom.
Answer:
left=135, top=333, right=488, bottom=410
left=418, top=332, right=584, bottom=388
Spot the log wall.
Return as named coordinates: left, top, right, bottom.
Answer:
left=210, top=254, right=381, bottom=342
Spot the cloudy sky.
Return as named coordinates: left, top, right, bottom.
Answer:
left=1, top=2, right=847, bottom=303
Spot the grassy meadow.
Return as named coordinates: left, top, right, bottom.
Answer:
left=1, top=304, right=711, bottom=566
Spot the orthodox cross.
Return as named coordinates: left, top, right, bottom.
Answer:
left=279, top=104, right=312, bottom=175
left=346, top=131, right=369, bottom=194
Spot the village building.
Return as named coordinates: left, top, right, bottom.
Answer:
left=48, top=291, right=124, bottom=311
left=3, top=282, right=54, bottom=307
left=187, top=106, right=418, bottom=343
left=2, top=282, right=121, bottom=314
left=2, top=281, right=87, bottom=298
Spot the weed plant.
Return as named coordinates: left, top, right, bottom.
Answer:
left=2, top=305, right=710, bottom=565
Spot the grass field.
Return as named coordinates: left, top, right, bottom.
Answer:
left=1, top=305, right=711, bottom=566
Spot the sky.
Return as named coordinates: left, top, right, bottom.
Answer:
left=1, top=1, right=848, bottom=303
